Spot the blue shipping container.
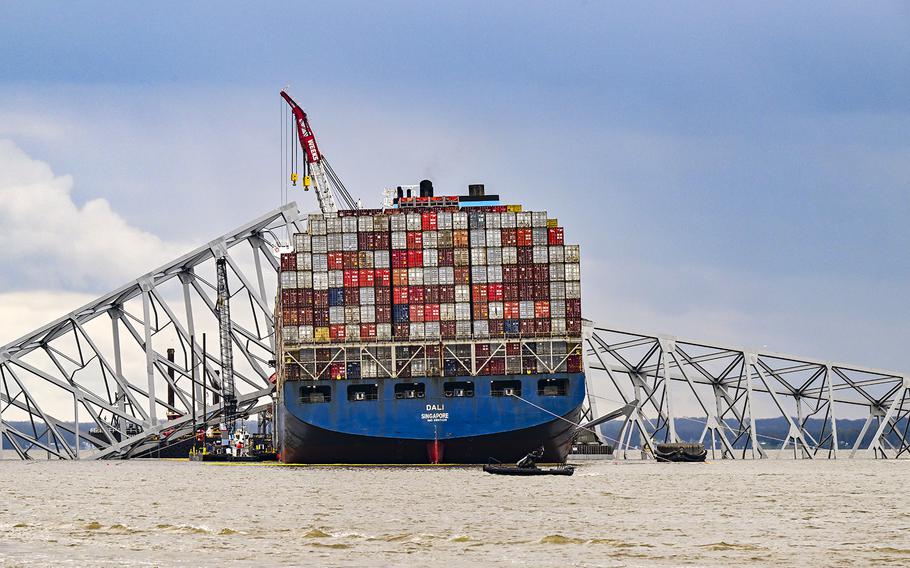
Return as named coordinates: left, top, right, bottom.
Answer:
left=393, top=304, right=410, bottom=323
left=328, top=287, right=345, bottom=307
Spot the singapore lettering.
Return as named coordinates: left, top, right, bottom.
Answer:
left=421, top=404, right=448, bottom=423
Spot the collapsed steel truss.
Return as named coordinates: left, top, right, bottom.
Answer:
left=1, top=204, right=907, bottom=459
left=583, top=326, right=910, bottom=459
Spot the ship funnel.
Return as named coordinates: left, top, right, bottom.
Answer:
left=468, top=184, right=485, bottom=197
left=419, top=179, right=434, bottom=197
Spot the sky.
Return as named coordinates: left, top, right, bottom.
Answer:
left=0, top=1, right=908, bottom=373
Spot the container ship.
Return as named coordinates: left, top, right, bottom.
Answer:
left=275, top=181, right=584, bottom=464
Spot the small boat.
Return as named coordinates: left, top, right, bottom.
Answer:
left=483, top=464, right=575, bottom=476
left=654, top=443, right=707, bottom=463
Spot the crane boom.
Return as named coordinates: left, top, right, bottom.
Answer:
left=216, top=258, right=237, bottom=430
left=280, top=90, right=338, bottom=214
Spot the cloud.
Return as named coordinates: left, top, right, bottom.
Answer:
left=0, top=139, right=187, bottom=292
left=0, top=290, right=95, bottom=345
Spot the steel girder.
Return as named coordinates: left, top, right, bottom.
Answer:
left=2, top=204, right=907, bottom=460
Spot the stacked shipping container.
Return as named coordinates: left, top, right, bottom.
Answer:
left=278, top=204, right=582, bottom=379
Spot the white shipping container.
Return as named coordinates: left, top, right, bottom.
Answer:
left=283, top=325, right=298, bottom=342
left=473, top=320, right=490, bottom=338
left=550, top=281, right=566, bottom=299
left=312, top=271, right=329, bottom=290
left=487, top=264, right=503, bottom=282
left=533, top=246, right=549, bottom=263
left=411, top=359, right=426, bottom=375
left=423, top=231, right=438, bottom=248
left=440, top=303, right=455, bottom=321
left=550, top=299, right=566, bottom=317
left=377, top=323, right=392, bottom=341
left=326, top=216, right=342, bottom=233
left=516, top=211, right=532, bottom=228
left=565, top=281, right=581, bottom=299
left=342, top=233, right=358, bottom=251
left=519, top=300, right=535, bottom=319
left=455, top=320, right=472, bottom=338
left=488, top=301, right=504, bottom=319
left=294, top=233, right=309, bottom=251
left=470, top=229, right=486, bottom=247
left=312, top=254, right=328, bottom=272
left=423, top=267, right=439, bottom=285
left=500, top=212, right=516, bottom=228
left=297, top=270, right=313, bottom=289
left=470, top=247, right=487, bottom=265
left=342, top=216, right=358, bottom=233
left=533, top=228, right=548, bottom=246
left=532, top=211, right=548, bottom=227
left=358, top=216, right=373, bottom=232
left=455, top=302, right=472, bottom=320
left=468, top=212, right=486, bottom=229
left=424, top=321, right=441, bottom=339
left=346, top=324, right=361, bottom=341
left=329, top=270, right=343, bottom=287
left=406, top=213, right=422, bottom=231
left=549, top=245, right=564, bottom=263
left=423, top=248, right=438, bottom=267
left=486, top=212, right=501, bottom=229
left=551, top=318, right=567, bottom=335
left=455, top=285, right=470, bottom=302
left=374, top=250, right=390, bottom=268
left=373, top=216, right=390, bottom=231
left=344, top=306, right=360, bottom=324
left=410, top=322, right=425, bottom=339
left=391, top=231, right=407, bottom=250
left=280, top=271, right=297, bottom=289
left=439, top=266, right=454, bottom=285
left=329, top=306, right=345, bottom=324
left=299, top=325, right=314, bottom=342
left=471, top=266, right=488, bottom=283
left=362, top=359, right=377, bottom=378
left=437, top=211, right=453, bottom=229
left=326, top=233, right=343, bottom=252
left=565, top=263, right=581, bottom=281
left=485, top=228, right=501, bottom=247
left=390, top=214, right=407, bottom=231
left=360, top=305, right=375, bottom=323
left=310, top=218, right=327, bottom=235
left=360, top=287, right=375, bottom=305
left=550, top=263, right=565, bottom=282
left=565, top=245, right=580, bottom=263
left=487, top=247, right=502, bottom=265
left=311, top=235, right=328, bottom=254
left=502, top=247, right=518, bottom=264
left=408, top=267, right=424, bottom=285
left=453, top=211, right=468, bottom=230
left=453, top=248, right=469, bottom=266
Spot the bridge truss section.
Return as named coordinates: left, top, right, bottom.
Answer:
left=0, top=204, right=303, bottom=459
left=584, top=326, right=910, bottom=459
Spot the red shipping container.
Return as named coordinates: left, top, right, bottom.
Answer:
left=375, top=268, right=391, bottom=287
left=476, top=343, right=491, bottom=357
left=424, top=303, right=440, bottom=322
left=547, top=227, right=564, bottom=245
left=283, top=308, right=298, bottom=325
left=407, top=231, right=424, bottom=249
left=393, top=323, right=410, bottom=338
left=375, top=286, right=391, bottom=305
left=392, top=250, right=408, bottom=269
left=503, top=266, right=519, bottom=283
left=344, top=288, right=360, bottom=305
left=516, top=228, right=533, bottom=246
left=566, top=298, right=582, bottom=317
left=440, top=321, right=456, bottom=339
left=438, top=285, right=455, bottom=303
left=360, top=323, right=377, bottom=341
left=507, top=343, right=521, bottom=356
left=358, top=232, right=376, bottom=250
left=421, top=211, right=438, bottom=230
left=281, top=289, right=295, bottom=307
left=535, top=318, right=551, bottom=335
left=359, top=269, right=375, bottom=287
left=376, top=304, right=392, bottom=323
left=343, top=252, right=359, bottom=269
left=501, top=229, right=517, bottom=246
left=328, top=252, right=343, bottom=270
left=313, top=290, right=329, bottom=308
left=503, top=283, right=519, bottom=301
left=472, top=284, right=488, bottom=302
left=567, top=354, right=582, bottom=373
left=567, top=318, right=582, bottom=335
left=329, top=362, right=345, bottom=380
left=488, top=319, right=504, bottom=338
left=504, top=301, right=520, bottom=319
left=407, top=249, right=424, bottom=267
left=424, top=285, right=439, bottom=303
left=392, top=269, right=409, bottom=287
left=375, top=232, right=390, bottom=249
left=520, top=320, right=535, bottom=335
left=411, top=304, right=425, bottom=322
left=534, top=300, right=550, bottom=319
left=438, top=248, right=454, bottom=267
left=488, top=283, right=504, bottom=301
left=534, top=264, right=549, bottom=282
left=517, top=247, right=534, bottom=265
left=329, top=324, right=346, bottom=340
left=343, top=269, right=360, bottom=288
left=313, top=308, right=329, bottom=326
left=281, top=253, right=297, bottom=271
left=534, top=282, right=549, bottom=299
left=519, top=283, right=535, bottom=301
left=409, top=285, right=425, bottom=303
left=300, top=289, right=313, bottom=307
left=454, top=267, right=470, bottom=284
left=473, top=303, right=489, bottom=319
left=393, top=286, right=409, bottom=304
left=518, top=266, right=533, bottom=282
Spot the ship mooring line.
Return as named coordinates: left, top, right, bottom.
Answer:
left=507, top=393, right=624, bottom=445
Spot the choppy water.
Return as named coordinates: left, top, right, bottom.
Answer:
left=1, top=458, right=908, bottom=567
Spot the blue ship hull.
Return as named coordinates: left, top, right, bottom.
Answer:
left=278, top=373, right=585, bottom=464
